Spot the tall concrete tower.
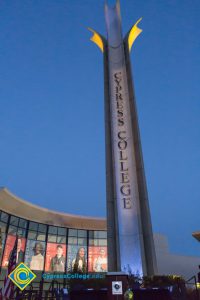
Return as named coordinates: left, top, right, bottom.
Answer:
left=89, top=0, right=157, bottom=276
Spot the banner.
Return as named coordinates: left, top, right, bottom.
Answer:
left=24, top=240, right=45, bottom=271
left=67, top=245, right=87, bottom=273
left=2, top=235, right=26, bottom=267
left=88, top=246, right=107, bottom=272
left=45, top=243, right=66, bottom=272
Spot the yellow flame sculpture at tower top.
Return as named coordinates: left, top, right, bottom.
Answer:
left=88, top=28, right=104, bottom=52
left=88, top=18, right=142, bottom=53
left=128, top=18, right=143, bottom=51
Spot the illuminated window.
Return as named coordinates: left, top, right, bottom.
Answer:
left=48, top=235, right=57, bottom=243
left=28, top=231, right=37, bottom=240
left=88, top=231, right=107, bottom=273
left=2, top=214, right=27, bottom=268
left=36, top=234, right=46, bottom=242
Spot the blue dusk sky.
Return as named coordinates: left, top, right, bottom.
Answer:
left=0, top=0, right=200, bottom=257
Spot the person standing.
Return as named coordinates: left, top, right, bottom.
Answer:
left=72, top=247, right=87, bottom=273
left=93, top=248, right=107, bottom=272
left=50, top=245, right=65, bottom=272
left=30, top=242, right=44, bottom=271
left=16, top=238, right=24, bottom=264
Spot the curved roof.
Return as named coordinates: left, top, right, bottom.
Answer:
left=0, top=188, right=106, bottom=230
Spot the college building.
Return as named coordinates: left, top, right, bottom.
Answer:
left=0, top=187, right=199, bottom=291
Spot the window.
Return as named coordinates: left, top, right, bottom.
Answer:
left=68, top=229, right=77, bottom=237
left=29, top=222, right=38, bottom=231
left=89, top=231, right=107, bottom=239
left=0, top=212, right=8, bottom=223
left=38, top=224, right=47, bottom=233
left=0, top=222, right=7, bottom=263
left=37, top=234, right=46, bottom=242
left=67, top=229, right=87, bottom=246
left=57, top=236, right=66, bottom=244
left=28, top=222, right=47, bottom=242
left=48, top=235, right=57, bottom=243
left=68, top=237, right=77, bottom=245
left=89, top=231, right=107, bottom=246
left=28, top=231, right=37, bottom=240
left=88, top=231, right=107, bottom=273
left=10, top=216, right=19, bottom=227
left=17, top=228, right=26, bottom=237
left=48, top=226, right=57, bottom=235
left=19, top=219, right=27, bottom=229
left=58, top=227, right=66, bottom=236
left=47, top=227, right=67, bottom=244
left=78, top=230, right=87, bottom=238
left=8, top=226, right=17, bottom=235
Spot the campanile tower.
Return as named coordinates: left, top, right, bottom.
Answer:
left=89, top=0, right=157, bottom=276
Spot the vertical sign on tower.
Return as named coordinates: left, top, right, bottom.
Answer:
left=88, top=0, right=157, bottom=276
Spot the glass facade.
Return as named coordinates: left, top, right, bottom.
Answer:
left=0, top=210, right=107, bottom=274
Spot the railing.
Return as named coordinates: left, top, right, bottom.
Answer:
left=185, top=275, right=200, bottom=300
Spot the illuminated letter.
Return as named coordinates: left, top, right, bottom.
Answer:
left=123, top=198, right=132, bottom=209
left=120, top=185, right=131, bottom=196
